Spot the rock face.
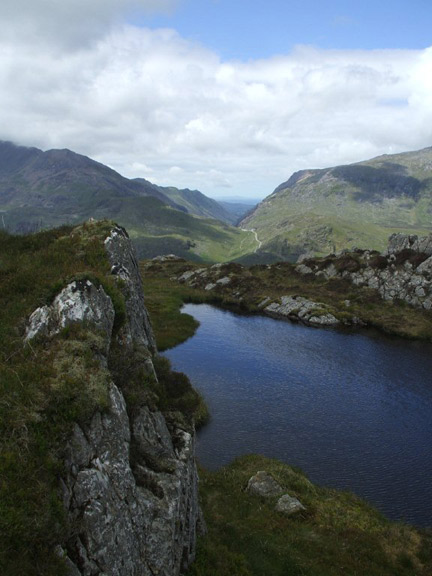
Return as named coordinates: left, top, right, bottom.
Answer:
left=296, top=233, right=432, bottom=311
left=26, top=225, right=200, bottom=576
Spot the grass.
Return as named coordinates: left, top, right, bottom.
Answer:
left=141, top=258, right=432, bottom=344
left=186, top=455, right=432, bottom=576
left=139, top=260, right=212, bottom=350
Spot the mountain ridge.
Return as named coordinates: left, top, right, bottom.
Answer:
left=0, top=141, right=256, bottom=262
left=241, top=145, right=432, bottom=262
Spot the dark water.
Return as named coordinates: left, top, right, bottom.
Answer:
left=164, top=304, right=432, bottom=528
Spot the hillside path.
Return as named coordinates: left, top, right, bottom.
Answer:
left=241, top=228, right=262, bottom=253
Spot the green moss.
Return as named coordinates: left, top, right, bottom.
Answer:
left=153, top=355, right=210, bottom=428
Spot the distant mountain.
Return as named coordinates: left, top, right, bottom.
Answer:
left=218, top=201, right=257, bottom=223
left=134, top=179, right=236, bottom=224
left=0, top=141, right=181, bottom=231
left=0, top=141, right=257, bottom=262
left=240, top=147, right=432, bottom=261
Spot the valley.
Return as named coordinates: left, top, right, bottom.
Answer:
left=1, top=141, right=432, bottom=576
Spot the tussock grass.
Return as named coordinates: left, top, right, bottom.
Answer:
left=187, top=455, right=432, bottom=576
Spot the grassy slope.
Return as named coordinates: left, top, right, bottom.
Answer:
left=140, top=260, right=432, bottom=576
left=243, top=148, right=432, bottom=261
left=189, top=455, right=432, bottom=576
left=3, top=195, right=257, bottom=263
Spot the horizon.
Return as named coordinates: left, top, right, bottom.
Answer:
left=1, top=1, right=432, bottom=199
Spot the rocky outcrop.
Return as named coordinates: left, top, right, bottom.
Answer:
left=264, top=296, right=340, bottom=327
left=296, top=233, right=432, bottom=311
left=171, top=261, right=346, bottom=328
left=247, top=471, right=306, bottom=517
left=387, top=233, right=432, bottom=256
left=26, top=225, right=200, bottom=576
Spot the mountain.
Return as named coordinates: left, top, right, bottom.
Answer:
left=240, top=146, right=432, bottom=262
left=134, top=179, right=237, bottom=224
left=0, top=141, right=256, bottom=261
left=218, top=200, right=257, bottom=223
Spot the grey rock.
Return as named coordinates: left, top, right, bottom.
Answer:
left=216, top=276, right=231, bottom=286
left=265, top=296, right=339, bottom=327
left=417, top=256, right=432, bottom=276
left=178, top=270, right=197, bottom=282
left=25, top=280, right=115, bottom=348
left=247, top=471, right=283, bottom=497
left=295, top=264, right=313, bottom=275
left=105, top=225, right=156, bottom=354
left=275, top=494, right=306, bottom=516
left=298, top=233, right=432, bottom=311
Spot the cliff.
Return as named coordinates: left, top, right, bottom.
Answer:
left=20, top=223, right=201, bottom=575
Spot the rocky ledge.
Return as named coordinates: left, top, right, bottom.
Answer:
left=296, top=233, right=432, bottom=311
left=25, top=224, right=201, bottom=576
left=166, top=261, right=359, bottom=328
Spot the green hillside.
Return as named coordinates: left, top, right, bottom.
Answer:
left=0, top=142, right=256, bottom=262
left=241, top=147, right=432, bottom=261
left=135, top=179, right=237, bottom=224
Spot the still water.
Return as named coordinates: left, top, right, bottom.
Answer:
left=164, top=304, right=432, bottom=528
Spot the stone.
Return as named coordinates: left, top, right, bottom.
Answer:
left=25, top=279, right=115, bottom=351
left=265, top=296, right=339, bottom=327
left=417, top=256, right=432, bottom=276
left=216, top=276, right=231, bottom=286
left=295, top=264, right=313, bottom=275
left=247, top=471, right=283, bottom=497
left=105, top=225, right=156, bottom=354
left=178, top=270, right=196, bottom=282
left=275, top=494, right=306, bottom=516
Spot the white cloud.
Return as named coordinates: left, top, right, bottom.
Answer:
left=0, top=0, right=178, bottom=49
left=1, top=3, right=432, bottom=199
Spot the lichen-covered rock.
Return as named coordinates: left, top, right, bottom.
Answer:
left=25, top=279, right=115, bottom=348
left=387, top=233, right=432, bottom=256
left=296, top=233, right=432, bottom=311
left=247, top=471, right=284, bottom=497
left=275, top=494, right=306, bottom=516
left=265, top=296, right=339, bottom=327
left=63, top=383, right=200, bottom=576
left=104, top=225, right=156, bottom=354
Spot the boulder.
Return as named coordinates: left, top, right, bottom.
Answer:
left=247, top=471, right=283, bottom=497
left=275, top=494, right=306, bottom=516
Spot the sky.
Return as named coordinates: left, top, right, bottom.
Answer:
left=1, top=0, right=432, bottom=200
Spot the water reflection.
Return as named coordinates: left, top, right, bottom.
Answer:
left=165, top=304, right=432, bottom=528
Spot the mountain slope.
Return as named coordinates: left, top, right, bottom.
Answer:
left=135, top=179, right=237, bottom=224
left=0, top=141, right=256, bottom=261
left=241, top=147, right=432, bottom=261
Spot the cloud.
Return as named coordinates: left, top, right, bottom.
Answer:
left=1, top=3, right=432, bottom=198
left=0, top=0, right=178, bottom=49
